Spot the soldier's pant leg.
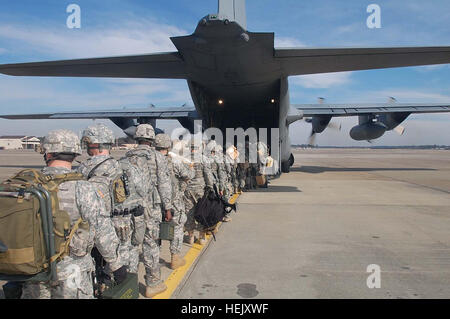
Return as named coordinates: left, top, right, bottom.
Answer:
left=111, top=216, right=133, bottom=274
left=21, top=282, right=51, bottom=299
left=170, top=209, right=187, bottom=255
left=51, top=270, right=94, bottom=299
left=128, top=244, right=140, bottom=274
left=143, top=206, right=162, bottom=287
left=184, top=198, right=196, bottom=232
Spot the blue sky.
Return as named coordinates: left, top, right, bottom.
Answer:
left=0, top=0, right=449, bottom=146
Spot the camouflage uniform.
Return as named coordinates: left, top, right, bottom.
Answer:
left=22, top=129, right=122, bottom=299
left=224, top=146, right=238, bottom=197
left=184, top=141, right=214, bottom=233
left=77, top=155, right=140, bottom=273
left=206, top=141, right=227, bottom=195
left=167, top=154, right=194, bottom=254
left=126, top=141, right=172, bottom=288
left=78, top=124, right=140, bottom=274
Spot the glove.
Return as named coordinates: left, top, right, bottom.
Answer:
left=165, top=210, right=173, bottom=222
left=113, top=266, right=128, bottom=285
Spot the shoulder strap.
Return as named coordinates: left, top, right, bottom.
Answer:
left=87, top=157, right=114, bottom=180
left=50, top=217, right=84, bottom=263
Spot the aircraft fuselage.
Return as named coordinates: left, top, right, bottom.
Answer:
left=171, top=16, right=293, bottom=171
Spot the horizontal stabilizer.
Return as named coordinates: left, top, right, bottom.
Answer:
left=0, top=52, right=186, bottom=79
left=276, top=46, right=450, bottom=76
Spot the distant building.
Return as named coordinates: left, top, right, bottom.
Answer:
left=0, top=136, right=41, bottom=150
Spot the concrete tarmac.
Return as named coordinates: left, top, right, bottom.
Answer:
left=175, top=148, right=450, bottom=299
left=1, top=149, right=449, bottom=299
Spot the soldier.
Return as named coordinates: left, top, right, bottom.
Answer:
left=128, top=124, right=173, bottom=298
left=22, top=129, right=125, bottom=299
left=184, top=138, right=214, bottom=245
left=155, top=134, right=194, bottom=269
left=205, top=140, right=227, bottom=196
left=236, top=143, right=247, bottom=193
left=78, top=124, right=140, bottom=276
left=224, top=145, right=238, bottom=195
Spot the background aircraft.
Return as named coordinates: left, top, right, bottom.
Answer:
left=0, top=0, right=449, bottom=173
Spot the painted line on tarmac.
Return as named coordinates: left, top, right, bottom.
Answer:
left=152, top=192, right=240, bottom=299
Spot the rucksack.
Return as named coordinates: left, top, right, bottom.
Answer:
left=86, top=157, right=128, bottom=206
left=194, top=186, right=237, bottom=231
left=0, top=169, right=86, bottom=282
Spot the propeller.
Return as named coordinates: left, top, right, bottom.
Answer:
left=305, top=98, right=342, bottom=145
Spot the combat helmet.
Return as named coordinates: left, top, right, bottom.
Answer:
left=155, top=134, right=172, bottom=150
left=134, top=124, right=155, bottom=141
left=41, top=129, right=82, bottom=155
left=81, top=123, right=115, bottom=149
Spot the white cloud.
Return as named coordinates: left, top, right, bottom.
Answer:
left=291, top=72, right=353, bottom=89
left=0, top=19, right=187, bottom=59
left=0, top=19, right=193, bottom=115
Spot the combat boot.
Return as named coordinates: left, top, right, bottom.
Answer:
left=198, top=231, right=207, bottom=245
left=145, top=282, right=167, bottom=298
left=212, top=224, right=220, bottom=234
left=223, top=215, right=232, bottom=222
left=186, top=231, right=195, bottom=245
left=170, top=254, right=186, bottom=270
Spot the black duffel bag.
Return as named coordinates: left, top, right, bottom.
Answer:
left=194, top=186, right=237, bottom=231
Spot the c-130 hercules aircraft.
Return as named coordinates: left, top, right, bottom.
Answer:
left=0, top=0, right=449, bottom=173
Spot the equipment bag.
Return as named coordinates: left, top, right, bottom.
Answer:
left=87, top=157, right=129, bottom=205
left=159, top=222, right=175, bottom=241
left=194, top=186, right=237, bottom=231
left=0, top=169, right=86, bottom=282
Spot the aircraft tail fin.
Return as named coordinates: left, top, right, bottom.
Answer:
left=218, top=0, right=247, bottom=30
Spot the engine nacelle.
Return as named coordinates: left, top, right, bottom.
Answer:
left=350, top=122, right=387, bottom=141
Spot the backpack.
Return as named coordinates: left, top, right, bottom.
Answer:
left=0, top=169, right=86, bottom=282
left=194, top=186, right=237, bottom=231
left=116, top=154, right=151, bottom=209
left=86, top=157, right=128, bottom=206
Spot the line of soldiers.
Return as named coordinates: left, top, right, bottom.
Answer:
left=19, top=122, right=264, bottom=299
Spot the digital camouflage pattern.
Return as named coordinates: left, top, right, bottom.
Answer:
left=81, top=123, right=115, bottom=145
left=77, top=155, right=138, bottom=274
left=224, top=148, right=237, bottom=197
left=22, top=166, right=123, bottom=299
left=41, top=129, right=82, bottom=155
left=155, top=133, right=172, bottom=149
left=184, top=149, right=214, bottom=232
left=167, top=154, right=194, bottom=254
left=134, top=124, right=155, bottom=140
left=126, top=144, right=172, bottom=287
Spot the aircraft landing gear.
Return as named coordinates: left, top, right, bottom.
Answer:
left=281, top=161, right=290, bottom=173
left=281, top=154, right=294, bottom=173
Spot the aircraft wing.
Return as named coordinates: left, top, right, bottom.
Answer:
left=0, top=106, right=199, bottom=120
left=0, top=52, right=187, bottom=79
left=276, top=47, right=450, bottom=75
left=293, top=103, right=450, bottom=117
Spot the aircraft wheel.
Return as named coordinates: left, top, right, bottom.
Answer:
left=281, top=161, right=290, bottom=173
